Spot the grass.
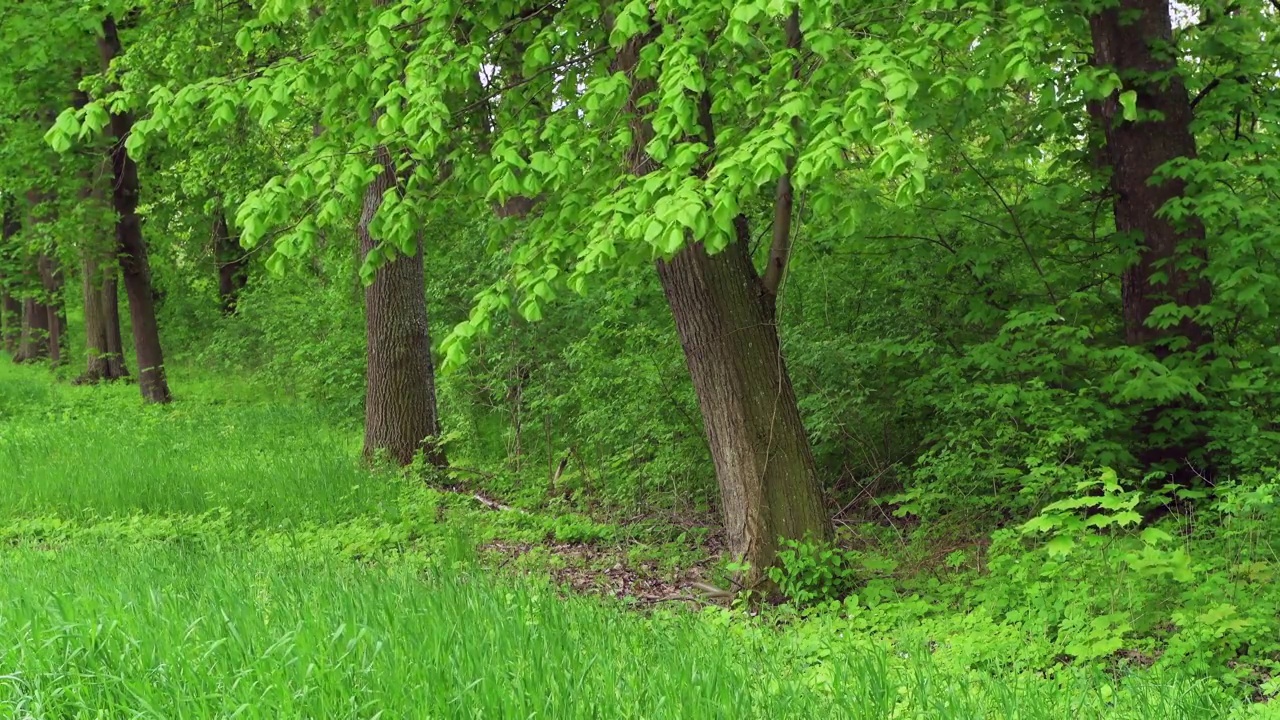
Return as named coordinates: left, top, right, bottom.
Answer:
left=0, top=361, right=404, bottom=525
left=0, top=542, right=1239, bottom=719
left=0, top=359, right=1271, bottom=718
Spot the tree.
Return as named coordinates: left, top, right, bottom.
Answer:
left=213, top=207, right=248, bottom=315
left=613, top=20, right=829, bottom=587
left=1090, top=0, right=1211, bottom=354
left=97, top=14, right=170, bottom=403
left=359, top=146, right=447, bottom=467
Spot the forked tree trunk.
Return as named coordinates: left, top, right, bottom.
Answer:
left=656, top=242, right=830, bottom=585
left=99, top=15, right=170, bottom=403
left=612, top=24, right=829, bottom=589
left=1090, top=0, right=1211, bottom=352
left=214, top=208, right=248, bottom=315
left=359, top=144, right=447, bottom=468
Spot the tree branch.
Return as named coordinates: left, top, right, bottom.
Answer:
left=761, top=8, right=803, bottom=298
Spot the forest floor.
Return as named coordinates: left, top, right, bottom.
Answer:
left=0, top=359, right=1270, bottom=718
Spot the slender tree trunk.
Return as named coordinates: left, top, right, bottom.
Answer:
left=77, top=155, right=126, bottom=383
left=102, top=268, right=128, bottom=378
left=38, top=254, right=63, bottom=366
left=359, top=145, right=447, bottom=467
left=0, top=205, right=20, bottom=355
left=213, top=208, right=247, bottom=314
left=613, top=23, right=829, bottom=589
left=99, top=15, right=170, bottom=403
left=0, top=291, right=18, bottom=355
left=1090, top=0, right=1211, bottom=352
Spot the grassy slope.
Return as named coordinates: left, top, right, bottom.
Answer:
left=0, top=360, right=1268, bottom=718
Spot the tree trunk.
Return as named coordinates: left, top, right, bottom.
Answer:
left=99, top=15, right=170, bottom=403
left=78, top=254, right=112, bottom=383
left=359, top=144, right=447, bottom=467
left=0, top=205, right=20, bottom=355
left=102, top=267, right=128, bottom=378
left=15, top=297, right=50, bottom=363
left=214, top=208, right=247, bottom=315
left=37, top=254, right=64, bottom=367
left=0, top=291, right=18, bottom=355
left=1090, top=0, right=1211, bottom=352
left=656, top=241, right=830, bottom=588
left=1091, top=0, right=1212, bottom=476
left=613, top=24, right=830, bottom=589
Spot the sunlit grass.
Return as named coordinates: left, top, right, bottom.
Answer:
left=0, top=361, right=402, bottom=525
left=0, top=359, right=1266, bottom=718
left=0, top=542, right=1239, bottom=720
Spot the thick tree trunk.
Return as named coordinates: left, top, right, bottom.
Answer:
left=656, top=242, right=830, bottom=587
left=1091, top=0, right=1212, bottom=476
left=37, top=254, right=64, bottom=366
left=612, top=24, right=830, bottom=589
left=14, top=297, right=50, bottom=363
left=359, top=144, right=446, bottom=467
left=1090, top=0, right=1211, bottom=352
left=78, top=254, right=112, bottom=383
left=99, top=15, right=170, bottom=403
left=213, top=208, right=247, bottom=315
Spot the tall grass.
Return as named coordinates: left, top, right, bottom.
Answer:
left=0, top=362, right=402, bottom=525
left=0, top=360, right=1265, bottom=718
left=0, top=542, right=1238, bottom=720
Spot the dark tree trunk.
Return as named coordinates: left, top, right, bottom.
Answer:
left=213, top=208, right=247, bottom=315
left=37, top=254, right=64, bottom=367
left=1090, top=0, right=1211, bottom=352
left=359, top=144, right=446, bottom=467
left=15, top=297, right=50, bottom=363
left=1091, top=0, right=1212, bottom=476
left=102, top=267, right=128, bottom=378
left=613, top=25, right=829, bottom=589
left=99, top=15, right=170, bottom=403
left=1, top=205, right=20, bottom=355
left=0, top=291, right=18, bottom=355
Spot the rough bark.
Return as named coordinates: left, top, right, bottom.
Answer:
left=615, top=23, right=830, bottom=589
left=99, top=15, right=170, bottom=403
left=213, top=208, right=247, bottom=315
left=1091, top=0, right=1213, bottom=476
left=1090, top=0, right=1211, bottom=352
left=359, top=144, right=447, bottom=468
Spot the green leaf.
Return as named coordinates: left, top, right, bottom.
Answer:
left=1119, top=90, right=1138, bottom=122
